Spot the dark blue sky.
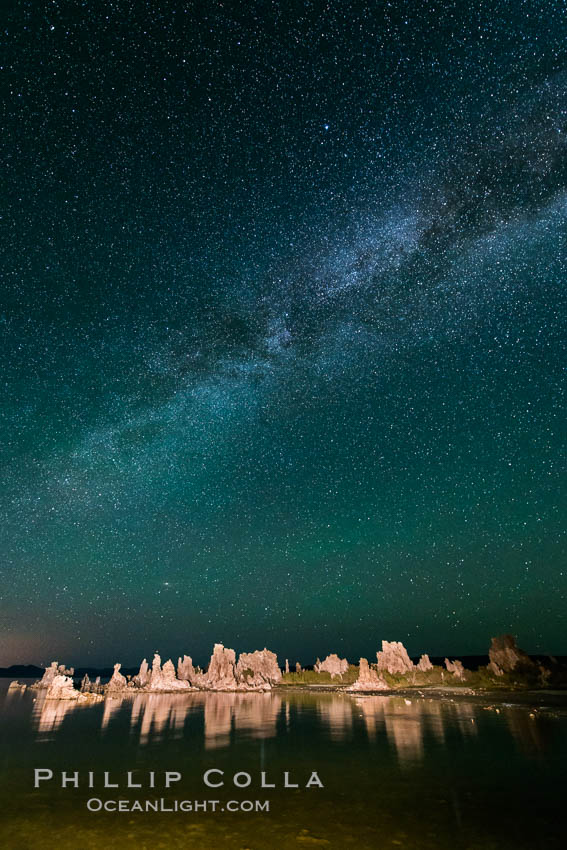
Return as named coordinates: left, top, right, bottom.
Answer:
left=1, top=0, right=565, bottom=666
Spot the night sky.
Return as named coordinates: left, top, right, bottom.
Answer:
left=2, top=0, right=566, bottom=667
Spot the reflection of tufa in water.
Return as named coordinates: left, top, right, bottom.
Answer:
left=24, top=682, right=556, bottom=768
left=32, top=688, right=102, bottom=736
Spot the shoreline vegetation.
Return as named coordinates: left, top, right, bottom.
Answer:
left=6, top=635, right=567, bottom=701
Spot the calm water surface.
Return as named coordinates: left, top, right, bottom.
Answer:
left=1, top=680, right=566, bottom=849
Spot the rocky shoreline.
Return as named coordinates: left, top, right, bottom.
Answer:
left=8, top=635, right=567, bottom=701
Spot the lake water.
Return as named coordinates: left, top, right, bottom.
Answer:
left=1, top=679, right=566, bottom=849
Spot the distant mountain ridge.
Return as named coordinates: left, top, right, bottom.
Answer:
left=0, top=664, right=138, bottom=679
left=0, top=664, right=44, bottom=678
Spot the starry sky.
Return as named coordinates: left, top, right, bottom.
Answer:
left=1, top=0, right=566, bottom=667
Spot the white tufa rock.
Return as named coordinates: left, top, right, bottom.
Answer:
left=236, top=648, right=281, bottom=687
left=376, top=641, right=414, bottom=675
left=347, top=658, right=389, bottom=692
left=147, top=653, right=191, bottom=691
left=177, top=654, right=195, bottom=683
left=318, top=654, right=349, bottom=678
left=45, top=675, right=103, bottom=703
left=45, top=675, right=80, bottom=700
left=106, top=663, right=128, bottom=692
left=32, top=661, right=73, bottom=689
left=444, top=658, right=466, bottom=679
left=133, top=658, right=151, bottom=688
left=488, top=635, right=533, bottom=675
left=202, top=644, right=239, bottom=690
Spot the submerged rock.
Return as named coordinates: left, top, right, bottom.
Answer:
left=488, top=635, right=533, bottom=675
left=376, top=641, right=414, bottom=675
left=348, top=658, right=389, bottom=691
left=317, top=654, right=349, bottom=678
